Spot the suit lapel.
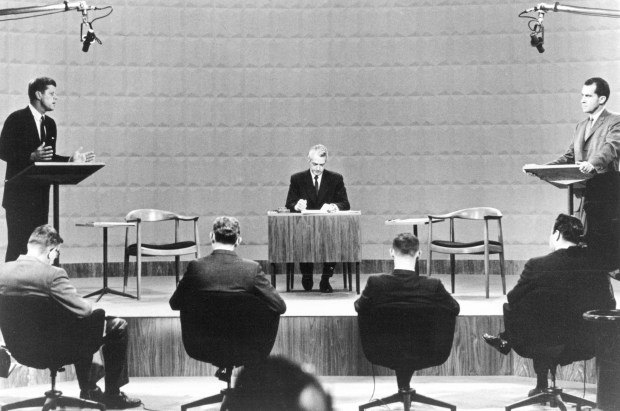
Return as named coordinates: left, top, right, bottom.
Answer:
left=317, top=171, right=329, bottom=204
left=585, top=109, right=608, bottom=142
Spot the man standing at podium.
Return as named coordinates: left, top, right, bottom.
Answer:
left=0, top=77, right=95, bottom=262
left=545, top=77, right=620, bottom=270
left=285, top=144, right=350, bottom=293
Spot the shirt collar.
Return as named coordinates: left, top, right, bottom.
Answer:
left=28, top=104, right=44, bottom=123
left=590, top=107, right=605, bottom=123
left=309, top=170, right=323, bottom=186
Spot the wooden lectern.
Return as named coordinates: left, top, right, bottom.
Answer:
left=6, top=162, right=105, bottom=263
left=268, top=211, right=362, bottom=294
left=522, top=164, right=593, bottom=214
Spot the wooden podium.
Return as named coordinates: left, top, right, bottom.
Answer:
left=523, top=164, right=593, bottom=214
left=267, top=211, right=362, bottom=294
left=6, top=162, right=105, bottom=262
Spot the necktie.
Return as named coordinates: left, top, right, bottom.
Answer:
left=584, top=117, right=593, bottom=141
left=314, top=175, right=319, bottom=196
left=40, top=115, right=46, bottom=144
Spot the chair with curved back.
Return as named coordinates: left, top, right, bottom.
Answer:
left=124, top=209, right=200, bottom=300
left=0, top=295, right=106, bottom=411
left=427, top=207, right=506, bottom=298
left=179, top=291, right=281, bottom=411
left=503, top=286, right=599, bottom=411
left=357, top=302, right=457, bottom=411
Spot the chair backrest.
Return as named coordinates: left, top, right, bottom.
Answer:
left=180, top=291, right=281, bottom=369
left=0, top=295, right=104, bottom=370
left=125, top=209, right=180, bottom=222
left=358, top=302, right=456, bottom=371
left=503, top=274, right=612, bottom=364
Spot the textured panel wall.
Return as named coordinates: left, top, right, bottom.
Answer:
left=0, top=0, right=619, bottom=264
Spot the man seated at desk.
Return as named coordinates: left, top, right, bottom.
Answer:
left=285, top=144, right=350, bottom=293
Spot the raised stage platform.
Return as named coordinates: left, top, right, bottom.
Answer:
left=2, top=273, right=618, bottom=391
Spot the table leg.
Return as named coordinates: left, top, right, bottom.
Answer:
left=355, top=262, right=360, bottom=294
left=413, top=225, right=420, bottom=274
left=84, top=227, right=136, bottom=301
left=287, top=263, right=294, bottom=291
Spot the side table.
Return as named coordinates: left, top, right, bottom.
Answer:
left=76, top=222, right=136, bottom=301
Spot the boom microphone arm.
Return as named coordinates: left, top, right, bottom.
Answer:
left=524, top=2, right=620, bottom=18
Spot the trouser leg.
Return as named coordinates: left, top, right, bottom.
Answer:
left=102, top=317, right=130, bottom=394
left=322, top=263, right=335, bottom=278
left=5, top=207, right=47, bottom=262
left=300, top=263, right=314, bottom=276
left=533, top=358, right=549, bottom=388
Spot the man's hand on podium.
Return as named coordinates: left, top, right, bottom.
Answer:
left=577, top=161, right=595, bottom=174
left=69, top=147, right=96, bottom=163
left=30, top=142, right=53, bottom=162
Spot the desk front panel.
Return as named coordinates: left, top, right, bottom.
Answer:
left=268, top=214, right=361, bottom=263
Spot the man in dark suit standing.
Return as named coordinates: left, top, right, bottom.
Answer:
left=170, top=216, right=286, bottom=314
left=483, top=214, right=616, bottom=395
left=354, top=232, right=459, bottom=315
left=285, top=144, right=350, bottom=293
left=544, top=77, right=620, bottom=270
left=0, top=77, right=95, bottom=262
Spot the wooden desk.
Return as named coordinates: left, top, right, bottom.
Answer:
left=76, top=222, right=136, bottom=301
left=268, top=211, right=361, bottom=293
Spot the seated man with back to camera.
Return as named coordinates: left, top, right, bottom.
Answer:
left=0, top=225, right=141, bottom=409
left=170, top=216, right=286, bottom=315
left=285, top=144, right=350, bottom=293
left=483, top=213, right=616, bottom=396
left=354, top=232, right=460, bottom=390
left=355, top=232, right=460, bottom=314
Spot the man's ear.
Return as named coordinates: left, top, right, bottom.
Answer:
left=210, top=232, right=215, bottom=243
left=235, top=236, right=242, bottom=247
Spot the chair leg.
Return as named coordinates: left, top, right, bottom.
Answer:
left=484, top=249, right=490, bottom=299
left=175, top=256, right=181, bottom=285
left=181, top=391, right=225, bottom=411
left=287, top=263, right=294, bottom=290
left=342, top=262, right=348, bottom=289
left=123, top=252, right=130, bottom=293
left=359, top=392, right=402, bottom=411
left=411, top=391, right=456, bottom=411
left=559, top=392, right=596, bottom=410
left=499, top=251, right=506, bottom=295
left=450, top=255, right=455, bottom=294
left=136, top=254, right=141, bottom=300
left=1, top=396, right=48, bottom=411
left=55, top=396, right=106, bottom=411
left=427, top=251, right=432, bottom=277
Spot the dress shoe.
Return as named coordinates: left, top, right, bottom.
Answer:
left=102, top=392, right=142, bottom=409
left=319, top=278, right=333, bottom=293
left=482, top=333, right=511, bottom=355
left=80, top=386, right=104, bottom=402
left=302, top=276, right=314, bottom=291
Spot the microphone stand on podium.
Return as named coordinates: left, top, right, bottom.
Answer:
left=5, top=162, right=105, bottom=265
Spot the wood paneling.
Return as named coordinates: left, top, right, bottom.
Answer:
left=1, top=314, right=599, bottom=389
left=268, top=213, right=361, bottom=263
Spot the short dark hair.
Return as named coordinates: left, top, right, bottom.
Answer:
left=229, top=356, right=332, bottom=411
left=28, top=77, right=56, bottom=102
left=392, top=232, right=419, bottom=257
left=212, top=216, right=240, bottom=245
left=584, top=77, right=610, bottom=103
left=28, top=224, right=63, bottom=250
left=553, top=214, right=583, bottom=244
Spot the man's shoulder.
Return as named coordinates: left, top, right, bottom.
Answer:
left=290, top=170, right=309, bottom=180
left=4, top=107, right=29, bottom=122
left=323, top=169, right=344, bottom=180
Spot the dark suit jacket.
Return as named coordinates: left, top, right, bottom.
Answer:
left=169, top=249, right=286, bottom=314
left=548, top=108, right=620, bottom=174
left=0, top=107, right=68, bottom=210
left=507, top=246, right=616, bottom=311
left=354, top=269, right=460, bottom=315
left=0, top=255, right=93, bottom=318
left=285, top=169, right=350, bottom=211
